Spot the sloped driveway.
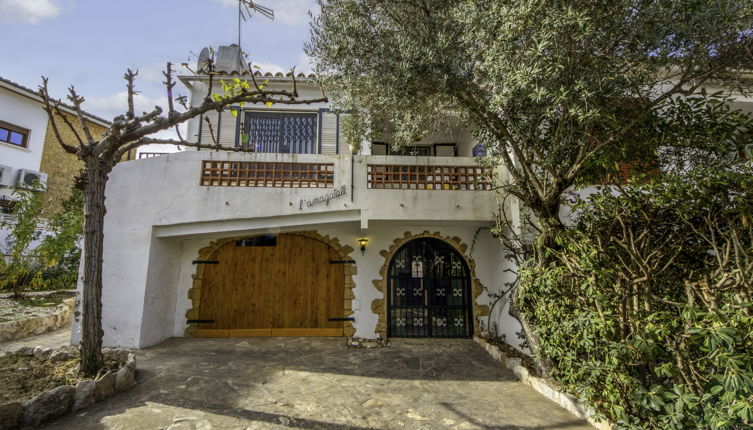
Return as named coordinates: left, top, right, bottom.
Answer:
left=42, top=337, right=593, bottom=429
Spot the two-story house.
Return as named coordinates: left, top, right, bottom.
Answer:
left=0, top=76, right=114, bottom=251
left=80, top=45, right=523, bottom=349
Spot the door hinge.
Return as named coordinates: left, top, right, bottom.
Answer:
left=192, top=260, right=219, bottom=265
left=329, top=260, right=356, bottom=264
left=329, top=317, right=355, bottom=322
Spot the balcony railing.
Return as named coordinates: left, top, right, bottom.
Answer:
left=199, top=160, right=335, bottom=188
left=366, top=164, right=492, bottom=190
left=138, top=152, right=170, bottom=159
left=197, top=157, right=493, bottom=191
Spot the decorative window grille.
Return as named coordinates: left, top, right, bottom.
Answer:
left=366, top=165, right=492, bottom=190
left=200, top=161, right=334, bottom=187
left=244, top=111, right=317, bottom=154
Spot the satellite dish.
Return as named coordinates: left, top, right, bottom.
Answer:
left=196, top=47, right=210, bottom=73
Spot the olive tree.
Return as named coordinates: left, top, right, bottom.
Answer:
left=307, top=0, right=753, bottom=368
left=40, top=62, right=326, bottom=376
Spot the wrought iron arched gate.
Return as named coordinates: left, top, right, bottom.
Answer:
left=387, top=238, right=473, bottom=338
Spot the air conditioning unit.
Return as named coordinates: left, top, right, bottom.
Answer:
left=16, top=169, right=48, bottom=190
left=0, top=165, right=12, bottom=187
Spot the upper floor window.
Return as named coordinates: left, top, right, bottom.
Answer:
left=372, top=142, right=458, bottom=156
left=245, top=111, right=317, bottom=154
left=0, top=120, right=30, bottom=148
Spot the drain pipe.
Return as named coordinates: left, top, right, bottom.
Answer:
left=351, top=151, right=355, bottom=203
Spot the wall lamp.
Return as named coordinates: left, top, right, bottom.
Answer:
left=358, top=238, right=368, bottom=255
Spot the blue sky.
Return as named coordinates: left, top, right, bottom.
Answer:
left=0, top=0, right=318, bottom=125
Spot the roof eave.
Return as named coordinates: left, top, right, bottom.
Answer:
left=0, top=76, right=111, bottom=127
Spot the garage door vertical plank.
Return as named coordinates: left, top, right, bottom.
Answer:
left=198, top=233, right=346, bottom=337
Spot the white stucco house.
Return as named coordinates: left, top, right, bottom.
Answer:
left=76, top=45, right=524, bottom=349
left=82, top=45, right=752, bottom=351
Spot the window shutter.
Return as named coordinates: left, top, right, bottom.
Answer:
left=199, top=111, right=219, bottom=145
left=219, top=109, right=237, bottom=147
left=320, top=112, right=338, bottom=154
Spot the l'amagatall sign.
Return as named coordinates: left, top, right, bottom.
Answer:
left=299, top=185, right=347, bottom=210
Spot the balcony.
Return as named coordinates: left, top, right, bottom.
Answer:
left=198, top=155, right=492, bottom=190
left=118, top=151, right=501, bottom=237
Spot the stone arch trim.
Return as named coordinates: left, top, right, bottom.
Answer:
left=185, top=231, right=357, bottom=337
left=370, top=231, right=489, bottom=339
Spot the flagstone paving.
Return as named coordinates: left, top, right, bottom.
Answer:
left=39, top=337, right=593, bottom=429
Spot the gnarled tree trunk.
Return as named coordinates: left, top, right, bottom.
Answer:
left=79, top=159, right=110, bottom=376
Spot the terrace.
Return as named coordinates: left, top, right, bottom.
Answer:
left=122, top=150, right=503, bottom=237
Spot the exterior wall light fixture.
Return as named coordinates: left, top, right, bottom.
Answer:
left=358, top=238, right=368, bottom=255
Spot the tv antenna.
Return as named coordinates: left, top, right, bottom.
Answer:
left=238, top=0, right=275, bottom=50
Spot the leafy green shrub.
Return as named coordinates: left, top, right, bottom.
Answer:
left=37, top=189, right=83, bottom=291
left=519, top=165, right=753, bottom=429
left=1, top=187, right=83, bottom=295
left=0, top=186, right=45, bottom=297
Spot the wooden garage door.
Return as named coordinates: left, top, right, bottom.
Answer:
left=196, top=234, right=345, bottom=337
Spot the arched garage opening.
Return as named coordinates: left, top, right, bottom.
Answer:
left=194, top=233, right=346, bottom=337
left=387, top=237, right=473, bottom=338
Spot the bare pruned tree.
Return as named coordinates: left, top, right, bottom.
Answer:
left=39, top=59, right=326, bottom=376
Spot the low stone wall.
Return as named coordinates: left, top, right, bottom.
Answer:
left=0, top=297, right=75, bottom=342
left=0, top=347, right=136, bottom=430
left=474, top=336, right=614, bottom=430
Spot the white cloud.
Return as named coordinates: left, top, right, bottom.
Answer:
left=250, top=61, right=287, bottom=75
left=251, top=52, right=315, bottom=75
left=209, top=0, right=318, bottom=26
left=135, top=62, right=192, bottom=84
left=0, top=0, right=61, bottom=24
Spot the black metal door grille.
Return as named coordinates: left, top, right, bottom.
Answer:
left=387, top=238, right=473, bottom=338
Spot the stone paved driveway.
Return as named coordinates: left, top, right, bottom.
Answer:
left=41, top=337, right=593, bottom=429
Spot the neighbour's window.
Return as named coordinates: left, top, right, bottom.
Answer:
left=244, top=111, right=317, bottom=154
left=391, top=145, right=432, bottom=156
left=371, top=142, right=389, bottom=155
left=0, top=120, right=29, bottom=148
left=433, top=143, right=457, bottom=157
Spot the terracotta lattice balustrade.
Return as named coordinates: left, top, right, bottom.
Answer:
left=366, top=164, right=492, bottom=190
left=200, top=160, right=335, bottom=187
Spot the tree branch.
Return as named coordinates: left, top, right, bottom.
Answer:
left=52, top=103, right=84, bottom=146
left=124, top=69, right=139, bottom=119
left=38, top=77, right=78, bottom=155
left=162, top=63, right=176, bottom=115
left=204, top=115, right=218, bottom=145
left=117, top=90, right=327, bottom=144
left=113, top=138, right=262, bottom=161
left=66, top=86, right=96, bottom=144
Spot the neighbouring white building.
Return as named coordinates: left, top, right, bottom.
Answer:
left=0, top=76, right=51, bottom=212
left=0, top=76, right=110, bottom=252
left=77, top=45, right=524, bottom=349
